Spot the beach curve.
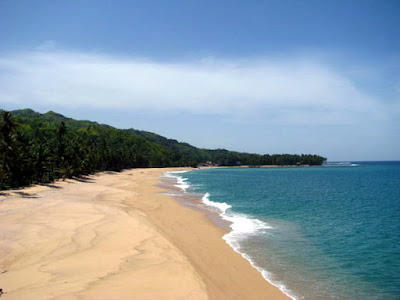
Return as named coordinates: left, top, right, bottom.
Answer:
left=0, top=168, right=289, bottom=299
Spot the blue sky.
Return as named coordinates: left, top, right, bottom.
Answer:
left=0, top=0, right=399, bottom=160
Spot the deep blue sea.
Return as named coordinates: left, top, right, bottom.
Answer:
left=166, top=162, right=400, bottom=300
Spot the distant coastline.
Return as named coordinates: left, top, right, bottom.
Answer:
left=0, top=108, right=326, bottom=190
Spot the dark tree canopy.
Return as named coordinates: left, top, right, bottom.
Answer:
left=0, top=109, right=326, bottom=189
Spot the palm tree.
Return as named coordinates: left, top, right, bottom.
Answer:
left=57, top=121, right=68, bottom=167
left=1, top=111, right=18, bottom=143
left=58, top=121, right=67, bottom=140
left=57, top=159, right=74, bottom=181
left=0, top=111, right=18, bottom=188
left=32, top=142, right=52, bottom=183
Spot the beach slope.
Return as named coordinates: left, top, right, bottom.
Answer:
left=0, top=168, right=289, bottom=300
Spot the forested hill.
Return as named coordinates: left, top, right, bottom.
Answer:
left=0, top=109, right=326, bottom=189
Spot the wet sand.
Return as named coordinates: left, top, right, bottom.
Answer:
left=0, top=168, right=289, bottom=299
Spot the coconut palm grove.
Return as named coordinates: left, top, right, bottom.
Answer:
left=0, top=109, right=326, bottom=189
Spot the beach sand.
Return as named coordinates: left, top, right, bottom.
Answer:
left=0, top=168, right=289, bottom=299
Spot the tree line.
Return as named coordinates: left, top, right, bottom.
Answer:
left=0, top=109, right=326, bottom=189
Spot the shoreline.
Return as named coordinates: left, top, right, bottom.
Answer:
left=157, top=175, right=232, bottom=232
left=0, top=167, right=289, bottom=299
left=162, top=169, right=296, bottom=300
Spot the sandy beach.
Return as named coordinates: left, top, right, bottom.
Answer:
left=0, top=168, right=289, bottom=300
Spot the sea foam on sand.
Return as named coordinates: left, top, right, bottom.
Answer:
left=165, top=170, right=296, bottom=300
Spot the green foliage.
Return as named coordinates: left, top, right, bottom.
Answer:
left=0, top=109, right=326, bottom=189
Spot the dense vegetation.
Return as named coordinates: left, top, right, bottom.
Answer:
left=0, top=109, right=326, bottom=189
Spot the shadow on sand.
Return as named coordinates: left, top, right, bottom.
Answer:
left=14, top=191, right=39, bottom=198
left=40, top=183, right=62, bottom=189
left=71, top=176, right=95, bottom=183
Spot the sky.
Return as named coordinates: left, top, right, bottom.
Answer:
left=0, top=0, right=399, bottom=161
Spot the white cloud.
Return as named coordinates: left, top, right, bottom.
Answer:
left=0, top=49, right=391, bottom=125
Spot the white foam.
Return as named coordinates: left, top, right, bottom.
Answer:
left=202, top=193, right=271, bottom=234
left=175, top=176, right=190, bottom=192
left=323, top=162, right=359, bottom=167
left=202, top=192, right=231, bottom=213
left=225, top=214, right=272, bottom=234
left=163, top=170, right=188, bottom=179
left=166, top=170, right=189, bottom=174
left=164, top=171, right=190, bottom=192
left=201, top=191, right=298, bottom=300
left=163, top=171, right=298, bottom=299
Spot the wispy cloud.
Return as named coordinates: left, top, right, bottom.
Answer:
left=0, top=49, right=392, bottom=125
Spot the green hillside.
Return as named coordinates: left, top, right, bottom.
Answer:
left=0, top=109, right=326, bottom=189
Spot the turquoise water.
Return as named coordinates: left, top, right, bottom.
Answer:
left=169, top=162, right=400, bottom=300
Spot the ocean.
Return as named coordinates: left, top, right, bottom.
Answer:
left=165, top=162, right=400, bottom=300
